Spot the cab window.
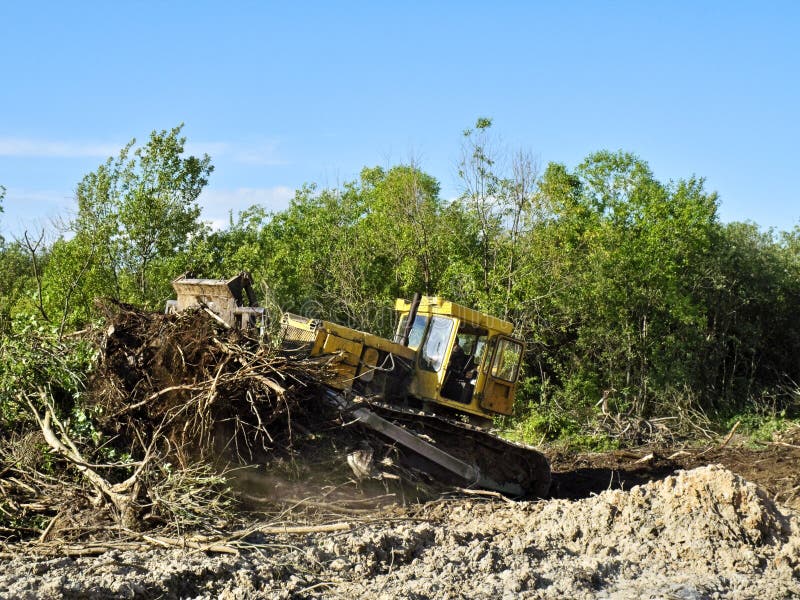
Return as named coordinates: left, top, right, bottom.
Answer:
left=396, top=314, right=429, bottom=349
left=490, top=338, right=523, bottom=382
left=456, top=332, right=487, bottom=372
left=421, top=316, right=454, bottom=372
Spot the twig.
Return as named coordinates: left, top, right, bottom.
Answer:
left=241, top=494, right=373, bottom=515
left=455, top=488, right=517, bottom=504
left=298, top=582, right=338, bottom=595
left=253, top=523, right=351, bottom=535
left=202, top=306, right=230, bottom=329
left=38, top=514, right=59, bottom=543
left=109, top=383, right=206, bottom=417
left=698, top=420, right=741, bottom=457
left=718, top=420, right=740, bottom=449
left=766, top=441, right=800, bottom=450
left=668, top=450, right=691, bottom=460
left=140, top=534, right=238, bottom=555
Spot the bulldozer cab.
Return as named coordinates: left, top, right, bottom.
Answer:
left=394, top=297, right=525, bottom=419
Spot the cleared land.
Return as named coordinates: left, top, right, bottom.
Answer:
left=2, top=306, right=798, bottom=599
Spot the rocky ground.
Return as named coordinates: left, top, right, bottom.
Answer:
left=2, top=437, right=799, bottom=599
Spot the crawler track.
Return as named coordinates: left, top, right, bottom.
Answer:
left=353, top=398, right=551, bottom=498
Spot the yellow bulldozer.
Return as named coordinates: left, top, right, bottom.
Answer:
left=168, top=273, right=551, bottom=497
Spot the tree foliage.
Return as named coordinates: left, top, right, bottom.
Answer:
left=41, top=125, right=213, bottom=326
left=2, top=123, right=799, bottom=442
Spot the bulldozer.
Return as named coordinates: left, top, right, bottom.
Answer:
left=168, top=273, right=551, bottom=497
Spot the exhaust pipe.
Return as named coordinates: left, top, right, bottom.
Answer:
left=400, top=293, right=421, bottom=346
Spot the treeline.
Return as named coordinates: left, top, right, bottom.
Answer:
left=1, top=122, right=799, bottom=439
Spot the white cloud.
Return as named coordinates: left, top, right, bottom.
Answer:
left=0, top=188, right=76, bottom=240
left=0, top=137, right=286, bottom=166
left=199, top=186, right=294, bottom=230
left=186, top=140, right=286, bottom=166
left=0, top=185, right=297, bottom=239
left=0, top=138, right=119, bottom=158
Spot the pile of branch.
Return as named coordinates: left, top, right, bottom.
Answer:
left=92, top=301, right=335, bottom=464
left=590, top=392, right=679, bottom=447
left=0, top=302, right=346, bottom=545
left=1, top=302, right=441, bottom=550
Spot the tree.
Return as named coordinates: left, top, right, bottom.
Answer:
left=0, top=240, right=37, bottom=332
left=504, top=152, right=725, bottom=424
left=455, top=119, right=543, bottom=319
left=359, top=164, right=447, bottom=294
left=56, top=124, right=213, bottom=315
left=700, top=222, right=800, bottom=411
left=457, top=118, right=504, bottom=303
left=115, top=127, right=212, bottom=302
left=0, top=185, right=5, bottom=246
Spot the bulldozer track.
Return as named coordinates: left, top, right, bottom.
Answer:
left=352, top=398, right=551, bottom=498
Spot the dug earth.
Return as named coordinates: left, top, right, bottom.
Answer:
left=1, top=464, right=798, bottom=599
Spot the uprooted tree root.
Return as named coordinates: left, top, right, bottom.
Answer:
left=1, top=302, right=421, bottom=548
left=92, top=301, right=336, bottom=463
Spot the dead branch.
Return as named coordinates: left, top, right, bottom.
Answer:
left=766, top=441, right=800, bottom=450
left=250, top=522, right=351, bottom=535
left=718, top=420, right=740, bottom=449
left=24, top=390, right=142, bottom=527
left=140, top=534, right=238, bottom=555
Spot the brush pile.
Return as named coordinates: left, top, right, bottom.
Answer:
left=91, top=301, right=333, bottom=465
left=0, top=302, right=389, bottom=546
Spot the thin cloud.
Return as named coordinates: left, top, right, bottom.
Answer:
left=0, top=185, right=297, bottom=238
left=0, top=137, right=286, bottom=165
left=187, top=140, right=287, bottom=166
left=199, top=186, right=294, bottom=230
left=0, top=138, right=119, bottom=158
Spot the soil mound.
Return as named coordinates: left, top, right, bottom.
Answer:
left=335, top=465, right=800, bottom=599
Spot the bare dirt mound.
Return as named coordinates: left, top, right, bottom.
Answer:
left=549, top=429, right=800, bottom=511
left=1, top=465, right=797, bottom=599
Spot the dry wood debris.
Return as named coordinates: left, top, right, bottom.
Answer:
left=0, top=302, right=405, bottom=550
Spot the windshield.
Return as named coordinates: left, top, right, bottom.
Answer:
left=421, top=316, right=454, bottom=372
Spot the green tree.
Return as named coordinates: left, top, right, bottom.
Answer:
left=0, top=241, right=37, bottom=332
left=193, top=164, right=463, bottom=335
left=455, top=119, right=543, bottom=320
left=44, top=125, right=213, bottom=324
left=701, top=222, right=800, bottom=411
left=359, top=164, right=447, bottom=294
left=510, top=152, right=722, bottom=422
left=187, top=204, right=274, bottom=281
left=457, top=118, right=504, bottom=304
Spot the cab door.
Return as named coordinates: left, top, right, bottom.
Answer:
left=479, top=336, right=524, bottom=415
left=413, top=316, right=456, bottom=400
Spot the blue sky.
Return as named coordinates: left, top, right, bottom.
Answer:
left=1, top=1, right=798, bottom=239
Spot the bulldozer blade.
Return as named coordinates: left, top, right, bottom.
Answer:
left=325, top=390, right=524, bottom=496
